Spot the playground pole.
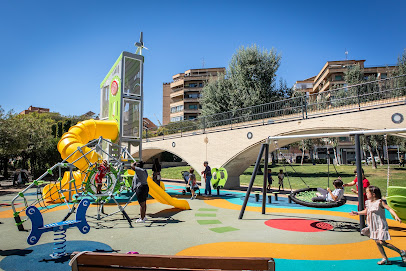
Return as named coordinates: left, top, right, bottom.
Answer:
left=262, top=144, right=269, bottom=214
left=239, top=144, right=265, bottom=219
left=354, top=134, right=366, bottom=231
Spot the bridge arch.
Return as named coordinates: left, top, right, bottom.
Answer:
left=143, top=104, right=406, bottom=188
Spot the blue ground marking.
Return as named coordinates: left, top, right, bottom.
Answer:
left=147, top=184, right=395, bottom=219
left=275, top=258, right=406, bottom=270
left=0, top=241, right=112, bottom=271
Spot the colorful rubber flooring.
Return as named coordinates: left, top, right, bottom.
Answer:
left=0, top=183, right=405, bottom=270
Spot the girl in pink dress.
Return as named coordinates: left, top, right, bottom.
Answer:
left=350, top=186, right=406, bottom=265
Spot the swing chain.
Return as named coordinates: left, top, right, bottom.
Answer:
left=384, top=134, right=390, bottom=197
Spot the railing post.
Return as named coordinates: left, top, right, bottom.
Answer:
left=230, top=112, right=233, bottom=130
left=302, top=96, right=308, bottom=119
left=356, top=85, right=361, bottom=111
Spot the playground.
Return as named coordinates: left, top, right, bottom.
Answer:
left=0, top=179, right=405, bottom=270
left=0, top=39, right=405, bottom=271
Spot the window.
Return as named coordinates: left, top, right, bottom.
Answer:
left=188, top=116, right=197, bottom=120
left=185, top=93, right=200, bottom=99
left=189, top=105, right=198, bottom=110
left=123, top=57, right=142, bottom=96
left=381, top=73, right=387, bottom=79
left=170, top=105, right=184, bottom=113
left=334, top=75, right=343, bottom=81
left=199, top=83, right=203, bottom=87
left=170, top=116, right=183, bottom=122
left=122, top=99, right=141, bottom=138
left=101, top=86, right=109, bottom=119
left=189, top=83, right=198, bottom=88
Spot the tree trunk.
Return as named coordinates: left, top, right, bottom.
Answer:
left=362, top=148, right=368, bottom=165
left=376, top=147, right=383, bottom=166
left=333, top=149, right=338, bottom=165
left=2, top=158, right=9, bottom=179
left=301, top=147, right=305, bottom=165
left=336, top=147, right=342, bottom=165
left=271, top=152, right=276, bottom=165
left=367, top=144, right=377, bottom=169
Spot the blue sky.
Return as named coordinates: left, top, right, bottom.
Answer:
left=1, top=0, right=405, bottom=124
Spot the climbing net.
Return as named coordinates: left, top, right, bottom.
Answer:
left=11, top=137, right=137, bottom=231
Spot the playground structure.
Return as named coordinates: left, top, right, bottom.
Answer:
left=239, top=127, right=406, bottom=230
left=11, top=37, right=189, bottom=234
left=26, top=199, right=91, bottom=258
left=211, top=168, right=228, bottom=195
left=11, top=119, right=190, bottom=231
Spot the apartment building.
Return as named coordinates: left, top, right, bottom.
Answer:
left=294, top=60, right=396, bottom=94
left=162, top=67, right=225, bottom=124
left=19, top=106, right=50, bottom=115
left=293, top=59, right=398, bottom=164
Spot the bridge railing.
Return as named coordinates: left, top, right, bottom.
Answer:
left=144, top=74, right=406, bottom=142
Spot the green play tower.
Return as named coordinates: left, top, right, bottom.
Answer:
left=99, top=33, right=146, bottom=161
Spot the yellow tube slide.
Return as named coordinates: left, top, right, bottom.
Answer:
left=43, top=120, right=118, bottom=202
left=43, top=119, right=190, bottom=210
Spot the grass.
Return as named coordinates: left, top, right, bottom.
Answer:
left=241, top=164, right=406, bottom=197
left=158, top=164, right=406, bottom=197
left=147, top=166, right=201, bottom=182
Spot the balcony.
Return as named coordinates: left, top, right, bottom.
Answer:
left=183, top=108, right=200, bottom=114
left=170, top=111, right=184, bottom=118
left=170, top=80, right=184, bottom=88
left=183, top=97, right=199, bottom=103
left=170, top=89, right=184, bottom=99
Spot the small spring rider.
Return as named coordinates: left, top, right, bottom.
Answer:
left=26, top=199, right=90, bottom=258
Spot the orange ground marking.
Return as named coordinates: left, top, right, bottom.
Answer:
left=176, top=198, right=406, bottom=260
left=0, top=199, right=157, bottom=219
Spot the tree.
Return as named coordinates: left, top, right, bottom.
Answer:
left=328, top=137, right=341, bottom=165
left=371, top=135, right=386, bottom=166
left=365, top=136, right=377, bottom=169
left=299, top=139, right=313, bottom=165
left=393, top=49, right=406, bottom=93
left=201, top=44, right=287, bottom=117
left=393, top=49, right=406, bottom=76
left=63, top=119, right=72, bottom=133
left=57, top=121, right=63, bottom=138
left=0, top=107, right=30, bottom=179
left=200, top=75, right=232, bottom=116
left=344, top=64, right=364, bottom=85
left=228, top=44, right=282, bottom=108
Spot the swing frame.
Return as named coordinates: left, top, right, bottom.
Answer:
left=238, top=127, right=406, bottom=232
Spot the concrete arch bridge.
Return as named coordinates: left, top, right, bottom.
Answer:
left=139, top=77, right=406, bottom=188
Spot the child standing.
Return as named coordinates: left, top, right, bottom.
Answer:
left=95, top=160, right=110, bottom=194
left=350, top=186, right=406, bottom=265
left=267, top=169, right=273, bottom=191
left=278, top=169, right=284, bottom=191
left=188, top=168, right=197, bottom=200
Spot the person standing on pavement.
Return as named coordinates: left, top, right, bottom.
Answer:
left=201, top=161, right=212, bottom=196
left=152, top=158, right=162, bottom=186
left=131, top=161, right=149, bottom=223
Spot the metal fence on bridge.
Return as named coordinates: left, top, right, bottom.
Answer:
left=145, top=74, right=406, bottom=142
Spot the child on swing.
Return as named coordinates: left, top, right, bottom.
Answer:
left=95, top=160, right=110, bottom=194
left=350, top=186, right=406, bottom=265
